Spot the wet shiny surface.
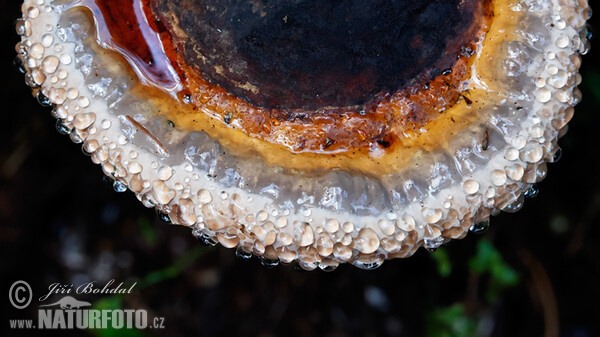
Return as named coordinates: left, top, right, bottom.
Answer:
left=4, top=1, right=599, bottom=335
left=152, top=0, right=485, bottom=110
left=80, top=0, right=180, bottom=91
left=76, top=0, right=492, bottom=156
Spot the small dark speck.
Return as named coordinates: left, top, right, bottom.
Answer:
left=482, top=129, right=489, bottom=151
left=462, top=95, right=473, bottom=105
left=167, top=120, right=175, bottom=128
left=516, top=106, right=523, bottom=110
left=376, top=139, right=391, bottom=148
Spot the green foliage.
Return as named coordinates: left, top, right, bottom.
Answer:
left=88, top=246, right=208, bottom=336
left=426, top=303, right=477, bottom=337
left=138, top=245, right=207, bottom=288
left=431, top=247, right=452, bottom=278
left=468, top=239, right=520, bottom=302
left=91, top=296, right=147, bottom=337
left=137, top=216, right=157, bottom=246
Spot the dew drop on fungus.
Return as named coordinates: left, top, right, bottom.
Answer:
left=55, top=119, right=71, bottom=135
left=37, top=91, right=51, bottom=107
left=235, top=246, right=253, bottom=259
left=157, top=210, right=172, bottom=223
left=424, top=237, right=445, bottom=252
left=260, top=257, right=280, bottom=268
left=198, top=233, right=218, bottom=247
left=503, top=195, right=525, bottom=213
left=112, top=180, right=127, bottom=193
left=469, top=221, right=490, bottom=234
left=524, top=184, right=540, bottom=199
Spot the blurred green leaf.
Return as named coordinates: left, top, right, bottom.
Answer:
left=469, top=239, right=520, bottom=302
left=426, top=303, right=477, bottom=337
left=87, top=245, right=208, bottom=337
left=93, top=295, right=123, bottom=311
left=138, top=245, right=207, bottom=288
left=431, top=247, right=452, bottom=277
left=137, top=216, right=157, bottom=246
left=90, top=296, right=147, bottom=337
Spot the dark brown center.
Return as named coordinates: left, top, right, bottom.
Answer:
left=152, top=0, right=484, bottom=110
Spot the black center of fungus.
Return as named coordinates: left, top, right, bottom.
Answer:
left=155, top=0, right=482, bottom=110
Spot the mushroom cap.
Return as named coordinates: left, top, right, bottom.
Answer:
left=16, top=0, right=590, bottom=270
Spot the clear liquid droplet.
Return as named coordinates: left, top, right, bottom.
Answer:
left=503, top=195, right=525, bottom=213
left=156, top=210, right=171, bottom=223
left=37, top=91, right=51, bottom=107
left=197, top=233, right=217, bottom=246
left=13, top=57, right=26, bottom=74
left=113, top=180, right=127, bottom=193
left=551, top=148, right=563, bottom=162
left=235, top=246, right=253, bottom=259
left=524, top=184, right=539, bottom=199
left=352, top=260, right=383, bottom=270
left=469, top=220, right=490, bottom=234
left=318, top=263, right=339, bottom=272
left=424, top=237, right=444, bottom=252
left=55, top=119, right=71, bottom=135
left=260, top=257, right=280, bottom=268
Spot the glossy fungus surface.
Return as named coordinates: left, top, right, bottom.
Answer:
left=16, top=0, right=591, bottom=269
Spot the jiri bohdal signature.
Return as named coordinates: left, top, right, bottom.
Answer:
left=39, top=279, right=137, bottom=302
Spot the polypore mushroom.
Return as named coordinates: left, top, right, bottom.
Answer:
left=15, top=0, right=591, bottom=270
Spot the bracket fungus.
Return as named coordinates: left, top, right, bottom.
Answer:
left=15, top=0, right=591, bottom=270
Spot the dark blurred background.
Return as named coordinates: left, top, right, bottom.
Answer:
left=1, top=1, right=599, bottom=336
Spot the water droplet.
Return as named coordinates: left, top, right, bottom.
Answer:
left=113, top=180, right=127, bottom=193
left=260, top=257, right=280, bottom=268
left=15, top=18, right=27, bottom=36
left=24, top=73, right=39, bottom=88
left=352, top=260, right=383, bottom=270
left=156, top=210, right=171, bottom=223
left=585, top=23, right=593, bottom=42
left=503, top=195, right=525, bottom=213
left=524, top=184, right=539, bottom=199
left=13, top=57, right=26, bottom=74
left=585, top=6, right=592, bottom=20
left=318, top=263, right=339, bottom=272
left=55, top=119, right=71, bottom=135
left=424, top=237, right=444, bottom=252
left=235, top=246, right=253, bottom=259
left=293, top=262, right=309, bottom=272
left=37, top=91, right=51, bottom=107
left=81, top=146, right=92, bottom=156
left=551, top=148, right=563, bottom=162
left=469, top=221, right=490, bottom=234
left=197, top=233, right=217, bottom=246
left=297, top=260, right=318, bottom=271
